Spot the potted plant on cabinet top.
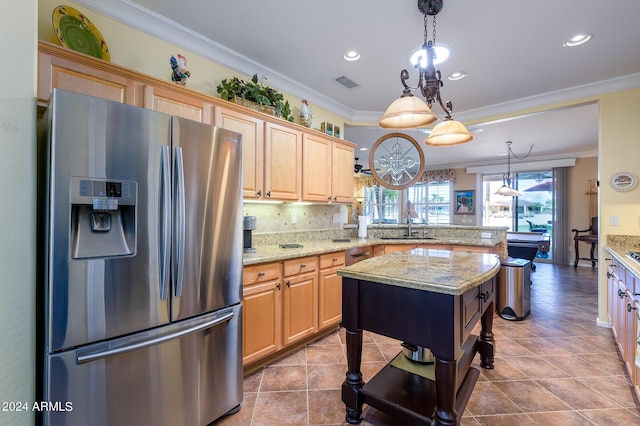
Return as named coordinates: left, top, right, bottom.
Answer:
left=216, top=74, right=294, bottom=122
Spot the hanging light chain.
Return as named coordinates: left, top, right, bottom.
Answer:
left=432, top=14, right=437, bottom=46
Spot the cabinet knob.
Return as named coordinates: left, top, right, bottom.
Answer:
left=607, top=271, right=612, bottom=279
left=628, top=303, right=638, bottom=312
left=286, top=281, right=291, bottom=287
left=257, top=190, right=262, bottom=197
left=333, top=196, right=337, bottom=201
left=276, top=283, right=281, bottom=290
left=258, top=272, right=265, bottom=277
left=332, top=258, right=338, bottom=262
left=300, top=264, right=306, bottom=268
left=618, top=289, right=626, bottom=298
left=479, top=291, right=489, bottom=302
left=266, top=191, right=271, bottom=197
left=327, top=196, right=332, bottom=201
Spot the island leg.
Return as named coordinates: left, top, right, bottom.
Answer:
left=342, top=328, right=364, bottom=424
left=478, top=300, right=495, bottom=370
left=433, top=358, right=457, bottom=426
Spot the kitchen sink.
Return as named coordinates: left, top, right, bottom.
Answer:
left=379, top=237, right=434, bottom=240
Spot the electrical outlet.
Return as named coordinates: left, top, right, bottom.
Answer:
left=481, top=232, right=491, bottom=239
left=291, top=213, right=296, bottom=224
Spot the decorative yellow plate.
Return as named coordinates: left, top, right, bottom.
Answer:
left=52, top=5, right=110, bottom=61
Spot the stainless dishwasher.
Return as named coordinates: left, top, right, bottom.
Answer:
left=345, top=246, right=373, bottom=266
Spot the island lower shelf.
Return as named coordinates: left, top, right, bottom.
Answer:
left=356, top=335, right=481, bottom=424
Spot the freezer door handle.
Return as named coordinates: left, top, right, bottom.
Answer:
left=173, top=146, right=186, bottom=297
left=159, top=145, right=171, bottom=300
left=76, top=310, right=234, bottom=364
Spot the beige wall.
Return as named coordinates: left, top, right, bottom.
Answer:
left=598, top=88, right=640, bottom=323
left=0, top=1, right=37, bottom=425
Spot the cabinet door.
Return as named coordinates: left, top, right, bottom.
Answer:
left=283, top=272, right=318, bottom=345
left=142, top=85, right=214, bottom=123
left=242, top=281, right=282, bottom=365
left=319, top=266, right=343, bottom=329
left=216, top=108, right=264, bottom=199
left=415, top=244, right=452, bottom=250
left=302, top=134, right=332, bottom=202
left=38, top=48, right=132, bottom=105
left=264, top=122, right=302, bottom=200
left=331, top=141, right=355, bottom=203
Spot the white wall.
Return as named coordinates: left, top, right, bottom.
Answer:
left=0, top=1, right=37, bottom=426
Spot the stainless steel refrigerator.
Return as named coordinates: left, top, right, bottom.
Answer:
left=37, top=89, right=243, bottom=426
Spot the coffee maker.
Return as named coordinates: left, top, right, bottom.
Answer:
left=243, top=216, right=257, bottom=253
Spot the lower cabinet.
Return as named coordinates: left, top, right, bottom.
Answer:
left=607, top=256, right=640, bottom=398
left=242, top=262, right=282, bottom=365
left=318, top=252, right=346, bottom=329
left=282, top=256, right=319, bottom=346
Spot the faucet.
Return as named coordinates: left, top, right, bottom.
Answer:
left=405, top=199, right=414, bottom=237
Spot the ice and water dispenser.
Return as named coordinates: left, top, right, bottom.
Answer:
left=69, top=177, right=137, bottom=259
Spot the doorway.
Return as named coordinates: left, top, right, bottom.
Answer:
left=482, top=170, right=553, bottom=261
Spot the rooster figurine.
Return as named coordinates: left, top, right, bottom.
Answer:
left=299, top=99, right=313, bottom=128
left=170, top=54, right=191, bottom=85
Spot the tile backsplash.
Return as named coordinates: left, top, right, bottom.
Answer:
left=243, top=203, right=349, bottom=233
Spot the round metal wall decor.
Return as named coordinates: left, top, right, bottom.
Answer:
left=609, top=171, right=638, bottom=192
left=368, top=132, right=425, bottom=190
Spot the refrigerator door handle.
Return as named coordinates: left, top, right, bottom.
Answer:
left=173, top=146, right=186, bottom=297
left=76, top=310, right=234, bottom=364
left=159, top=145, right=171, bottom=300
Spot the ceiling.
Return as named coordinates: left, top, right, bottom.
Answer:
left=81, top=0, right=640, bottom=169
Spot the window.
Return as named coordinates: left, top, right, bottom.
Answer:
left=363, top=185, right=399, bottom=223
left=363, top=181, right=452, bottom=224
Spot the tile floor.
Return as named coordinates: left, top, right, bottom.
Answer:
left=216, top=263, right=640, bottom=425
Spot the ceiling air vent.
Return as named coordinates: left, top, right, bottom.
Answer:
left=335, top=76, right=359, bottom=89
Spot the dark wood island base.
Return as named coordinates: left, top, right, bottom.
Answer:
left=338, top=249, right=499, bottom=426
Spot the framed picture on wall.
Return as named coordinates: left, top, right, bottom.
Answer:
left=454, top=190, right=474, bottom=214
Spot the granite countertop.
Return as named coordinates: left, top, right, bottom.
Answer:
left=337, top=248, right=501, bottom=295
left=604, top=243, right=640, bottom=277
left=242, top=236, right=501, bottom=266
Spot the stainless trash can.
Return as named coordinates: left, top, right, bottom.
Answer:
left=498, top=258, right=531, bottom=320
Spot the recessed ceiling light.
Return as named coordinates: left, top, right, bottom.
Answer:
left=448, top=72, right=467, bottom=81
left=344, top=50, right=361, bottom=61
left=410, top=44, right=450, bottom=67
left=359, top=147, right=368, bottom=151
left=563, top=34, right=592, bottom=47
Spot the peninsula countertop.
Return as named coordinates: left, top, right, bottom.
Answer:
left=337, top=247, right=501, bottom=295
left=243, top=236, right=503, bottom=266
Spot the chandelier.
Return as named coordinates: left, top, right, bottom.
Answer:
left=378, top=0, right=473, bottom=146
left=495, top=141, right=533, bottom=197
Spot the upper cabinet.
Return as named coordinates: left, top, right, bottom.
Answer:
left=141, top=84, right=215, bottom=124
left=38, top=40, right=356, bottom=203
left=215, top=107, right=265, bottom=199
left=302, top=134, right=355, bottom=203
left=264, top=122, right=302, bottom=201
left=38, top=41, right=134, bottom=105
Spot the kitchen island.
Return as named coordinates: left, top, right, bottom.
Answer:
left=338, top=248, right=500, bottom=425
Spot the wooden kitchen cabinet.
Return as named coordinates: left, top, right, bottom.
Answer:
left=302, top=134, right=332, bottom=202
left=38, top=41, right=135, bottom=105
left=301, top=134, right=355, bottom=203
left=606, top=255, right=640, bottom=398
left=141, top=84, right=214, bottom=123
left=215, top=107, right=265, bottom=199
left=242, top=262, right=282, bottom=365
left=331, top=140, right=355, bottom=203
left=282, top=256, right=319, bottom=345
left=452, top=245, right=492, bottom=254
left=264, top=122, right=302, bottom=201
left=318, top=252, right=345, bottom=329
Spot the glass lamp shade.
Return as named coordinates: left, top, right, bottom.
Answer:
left=495, top=185, right=522, bottom=197
left=424, top=119, right=474, bottom=146
left=379, top=95, right=438, bottom=129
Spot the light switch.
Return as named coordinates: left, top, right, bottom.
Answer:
left=291, top=213, right=296, bottom=224
left=610, top=215, right=620, bottom=226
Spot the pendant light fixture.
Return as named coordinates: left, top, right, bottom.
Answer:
left=379, top=0, right=473, bottom=147
left=495, top=141, right=533, bottom=197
